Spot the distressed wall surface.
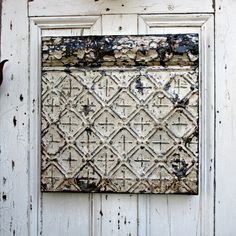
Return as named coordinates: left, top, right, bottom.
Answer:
left=4, top=0, right=236, bottom=235
left=215, top=0, right=236, bottom=235
left=0, top=0, right=29, bottom=235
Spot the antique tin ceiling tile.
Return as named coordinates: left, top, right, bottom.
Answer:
left=41, top=35, right=199, bottom=194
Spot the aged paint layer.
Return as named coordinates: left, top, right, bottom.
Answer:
left=41, top=35, right=199, bottom=194
left=42, top=34, right=198, bottom=67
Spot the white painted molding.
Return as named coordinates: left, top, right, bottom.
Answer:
left=32, top=16, right=101, bottom=29
left=139, top=14, right=213, bottom=27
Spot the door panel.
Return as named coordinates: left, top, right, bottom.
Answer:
left=41, top=15, right=141, bottom=236
left=28, top=13, right=214, bottom=236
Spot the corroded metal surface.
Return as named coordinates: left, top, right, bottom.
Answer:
left=41, top=35, right=199, bottom=194
left=42, top=35, right=198, bottom=67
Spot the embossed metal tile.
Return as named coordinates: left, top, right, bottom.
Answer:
left=41, top=35, right=199, bottom=194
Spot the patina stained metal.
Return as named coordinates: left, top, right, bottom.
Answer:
left=41, top=34, right=199, bottom=194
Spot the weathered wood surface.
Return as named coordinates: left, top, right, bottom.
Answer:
left=0, top=0, right=29, bottom=235
left=215, top=0, right=236, bottom=235
left=33, top=13, right=213, bottom=236
left=28, top=0, right=214, bottom=17
left=6, top=0, right=236, bottom=235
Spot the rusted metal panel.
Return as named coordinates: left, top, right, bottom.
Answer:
left=41, top=35, right=199, bottom=194
left=42, top=35, right=198, bottom=67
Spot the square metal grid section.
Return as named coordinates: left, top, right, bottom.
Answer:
left=41, top=35, right=199, bottom=194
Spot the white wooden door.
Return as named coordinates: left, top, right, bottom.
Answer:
left=1, top=1, right=235, bottom=236
left=31, top=12, right=214, bottom=236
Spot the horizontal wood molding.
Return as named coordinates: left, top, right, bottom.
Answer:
left=139, top=14, right=213, bottom=27
left=28, top=0, right=214, bottom=17
left=32, top=16, right=101, bottom=29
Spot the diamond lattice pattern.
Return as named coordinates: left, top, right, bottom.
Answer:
left=41, top=35, right=199, bottom=194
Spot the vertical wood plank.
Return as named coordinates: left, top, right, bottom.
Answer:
left=137, top=195, right=150, bottom=236
left=93, top=194, right=138, bottom=236
left=0, top=0, right=29, bottom=235
left=29, top=18, right=41, bottom=236
left=42, top=193, right=90, bottom=236
left=149, top=196, right=199, bottom=235
left=215, top=0, right=236, bottom=235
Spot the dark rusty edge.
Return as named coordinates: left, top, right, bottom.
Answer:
left=41, top=178, right=198, bottom=195
left=41, top=190, right=199, bottom=195
left=42, top=34, right=199, bottom=68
